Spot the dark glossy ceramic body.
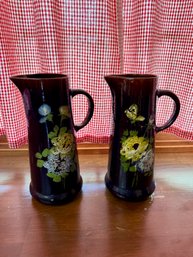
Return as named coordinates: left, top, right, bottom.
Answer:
left=10, top=74, right=94, bottom=204
left=105, top=74, right=180, bottom=201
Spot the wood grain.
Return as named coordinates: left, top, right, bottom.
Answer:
left=0, top=151, right=193, bottom=257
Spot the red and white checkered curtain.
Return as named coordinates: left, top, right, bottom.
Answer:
left=0, top=0, right=192, bottom=148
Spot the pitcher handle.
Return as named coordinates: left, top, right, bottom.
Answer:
left=155, top=90, right=180, bottom=133
left=70, top=89, right=94, bottom=132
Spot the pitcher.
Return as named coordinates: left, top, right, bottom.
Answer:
left=10, top=74, right=94, bottom=204
left=104, top=74, right=180, bottom=201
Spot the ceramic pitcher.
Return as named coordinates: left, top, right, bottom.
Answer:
left=10, top=74, right=94, bottom=204
left=104, top=74, right=180, bottom=201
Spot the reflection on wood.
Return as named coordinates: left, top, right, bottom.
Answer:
left=0, top=151, right=193, bottom=257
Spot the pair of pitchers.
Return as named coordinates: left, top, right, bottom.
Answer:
left=10, top=74, right=180, bottom=204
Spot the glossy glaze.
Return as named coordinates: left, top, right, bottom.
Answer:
left=10, top=74, right=94, bottom=204
left=105, top=74, right=180, bottom=201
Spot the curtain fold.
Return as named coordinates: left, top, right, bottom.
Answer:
left=0, top=0, right=192, bottom=148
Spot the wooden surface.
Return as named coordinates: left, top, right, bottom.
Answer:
left=0, top=151, right=193, bottom=257
left=1, top=133, right=193, bottom=153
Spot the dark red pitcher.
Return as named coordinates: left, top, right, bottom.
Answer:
left=104, top=74, right=180, bottom=201
left=10, top=74, right=94, bottom=205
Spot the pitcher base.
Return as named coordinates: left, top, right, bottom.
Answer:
left=29, top=177, right=82, bottom=205
left=105, top=174, right=155, bottom=202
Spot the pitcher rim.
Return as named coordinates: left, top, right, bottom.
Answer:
left=105, top=74, right=157, bottom=79
left=10, top=73, right=68, bottom=80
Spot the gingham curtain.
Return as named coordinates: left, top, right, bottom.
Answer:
left=0, top=0, right=192, bottom=148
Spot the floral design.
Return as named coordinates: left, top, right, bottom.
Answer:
left=59, top=105, right=70, bottom=121
left=35, top=104, right=76, bottom=183
left=38, top=104, right=51, bottom=116
left=137, top=149, right=154, bottom=175
left=120, top=104, right=154, bottom=187
left=120, top=136, right=148, bottom=162
left=38, top=104, right=53, bottom=123
left=51, top=132, right=74, bottom=156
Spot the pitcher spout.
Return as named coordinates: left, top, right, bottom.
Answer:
left=10, top=75, right=27, bottom=93
left=104, top=74, right=126, bottom=91
left=104, top=75, right=118, bottom=86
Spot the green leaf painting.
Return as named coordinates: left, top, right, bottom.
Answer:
left=37, top=159, right=44, bottom=168
left=42, top=148, right=50, bottom=157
